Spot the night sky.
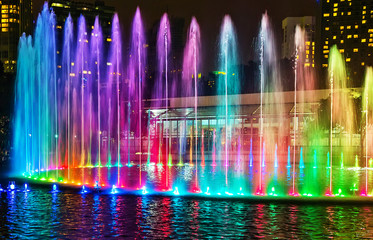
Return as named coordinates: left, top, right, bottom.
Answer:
left=33, top=0, right=318, bottom=71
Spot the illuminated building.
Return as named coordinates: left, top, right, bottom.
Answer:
left=320, top=0, right=373, bottom=85
left=0, top=0, right=33, bottom=72
left=50, top=0, right=115, bottom=43
left=282, top=16, right=316, bottom=68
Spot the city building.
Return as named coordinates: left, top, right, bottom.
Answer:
left=0, top=0, right=33, bottom=73
left=146, top=88, right=362, bottom=155
left=320, top=0, right=373, bottom=85
left=50, top=0, right=115, bottom=38
left=282, top=16, right=316, bottom=68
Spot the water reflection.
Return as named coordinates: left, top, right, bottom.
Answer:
left=1, top=186, right=373, bottom=238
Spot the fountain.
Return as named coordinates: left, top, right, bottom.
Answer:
left=11, top=4, right=373, bottom=200
left=183, top=16, right=201, bottom=191
left=217, top=15, right=240, bottom=188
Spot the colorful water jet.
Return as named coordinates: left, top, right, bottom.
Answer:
left=12, top=5, right=373, bottom=199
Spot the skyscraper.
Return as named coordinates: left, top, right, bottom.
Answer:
left=282, top=16, right=316, bottom=68
left=320, top=0, right=373, bottom=85
left=0, top=0, right=33, bottom=73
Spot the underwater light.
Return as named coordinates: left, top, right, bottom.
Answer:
left=81, top=186, right=88, bottom=194
left=142, top=186, right=148, bottom=194
left=255, top=190, right=265, bottom=196
left=269, top=187, right=276, bottom=196
left=205, top=187, right=211, bottom=195
left=8, top=181, right=15, bottom=191
left=51, top=184, right=59, bottom=193
left=111, top=185, right=117, bottom=194
left=173, top=187, right=180, bottom=195
left=24, top=183, right=30, bottom=192
left=126, top=163, right=133, bottom=167
left=289, top=192, right=300, bottom=197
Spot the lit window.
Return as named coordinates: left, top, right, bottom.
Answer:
left=340, top=49, right=344, bottom=53
left=355, top=25, right=359, bottom=29
left=340, top=40, right=344, bottom=44
left=340, top=26, right=344, bottom=30
left=353, top=48, right=358, bottom=52
left=333, top=13, right=337, bottom=17
left=333, top=36, right=337, bottom=39
left=324, top=45, right=329, bottom=49
left=362, top=20, right=367, bottom=24
left=354, top=34, right=358, bottom=38
left=334, top=3, right=338, bottom=7
left=323, top=64, right=328, bottom=68
left=362, top=62, right=365, bottom=66
left=362, top=39, right=366, bottom=43
left=347, top=35, right=352, bottom=39
left=324, top=13, right=330, bottom=17
left=346, top=58, right=351, bottom=62
left=347, top=26, right=351, bottom=29
left=347, top=12, right=351, bottom=15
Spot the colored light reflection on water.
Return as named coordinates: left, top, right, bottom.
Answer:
left=22, top=154, right=373, bottom=199
left=0, top=184, right=373, bottom=238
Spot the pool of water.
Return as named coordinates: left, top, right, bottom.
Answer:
left=23, top=158, right=373, bottom=198
left=1, top=182, right=373, bottom=238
